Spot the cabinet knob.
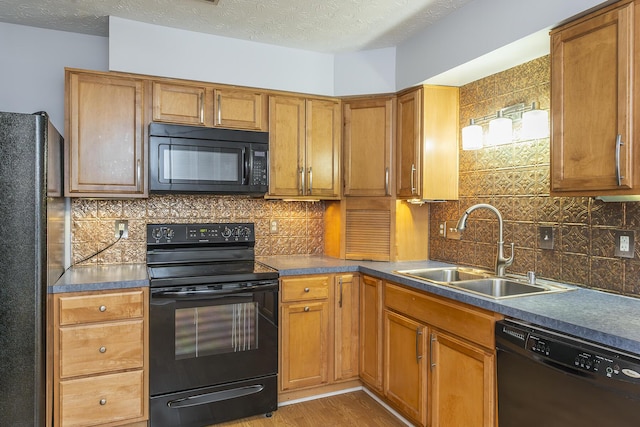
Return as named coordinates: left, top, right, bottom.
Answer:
left=99, top=346, right=107, bottom=354
left=304, top=306, right=310, bottom=312
left=99, top=399, right=107, bottom=406
left=99, top=305, right=107, bottom=312
left=304, top=287, right=310, bottom=293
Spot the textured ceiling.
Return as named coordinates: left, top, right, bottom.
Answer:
left=0, top=0, right=472, bottom=53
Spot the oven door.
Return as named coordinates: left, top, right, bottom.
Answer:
left=149, top=281, right=278, bottom=397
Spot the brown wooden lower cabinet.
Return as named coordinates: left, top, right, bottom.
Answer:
left=384, top=310, right=428, bottom=426
left=359, top=275, right=384, bottom=391
left=51, top=288, right=149, bottom=427
left=382, top=281, right=500, bottom=427
left=430, top=330, right=495, bottom=427
left=279, top=273, right=360, bottom=396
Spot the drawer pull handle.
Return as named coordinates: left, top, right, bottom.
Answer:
left=99, top=399, right=107, bottom=406
left=304, top=287, right=310, bottom=293
left=99, top=346, right=107, bottom=354
left=304, top=306, right=310, bottom=312
left=99, top=305, right=107, bottom=312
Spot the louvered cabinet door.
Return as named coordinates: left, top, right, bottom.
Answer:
left=344, top=198, right=392, bottom=261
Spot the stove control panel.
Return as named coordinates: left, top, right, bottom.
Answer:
left=147, top=223, right=255, bottom=244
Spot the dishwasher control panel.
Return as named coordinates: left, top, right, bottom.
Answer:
left=498, top=319, right=640, bottom=383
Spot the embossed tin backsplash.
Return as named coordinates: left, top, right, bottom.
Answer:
left=71, top=195, right=324, bottom=265
left=429, top=55, right=640, bottom=298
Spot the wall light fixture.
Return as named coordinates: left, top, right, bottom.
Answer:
left=461, top=102, right=549, bottom=150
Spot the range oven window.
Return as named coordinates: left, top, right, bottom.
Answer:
left=159, top=144, right=241, bottom=184
left=175, top=301, right=258, bottom=360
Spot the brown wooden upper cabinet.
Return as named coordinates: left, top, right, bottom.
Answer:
left=343, top=96, right=395, bottom=197
left=268, top=95, right=341, bottom=199
left=396, top=85, right=459, bottom=201
left=551, top=0, right=640, bottom=196
left=152, top=82, right=207, bottom=126
left=152, top=81, right=267, bottom=131
left=65, top=69, right=148, bottom=198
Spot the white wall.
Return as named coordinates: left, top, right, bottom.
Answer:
left=109, top=17, right=336, bottom=96
left=396, top=0, right=611, bottom=89
left=334, top=47, right=396, bottom=96
left=0, top=22, right=108, bottom=130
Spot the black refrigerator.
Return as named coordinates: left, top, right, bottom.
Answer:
left=0, top=111, right=66, bottom=426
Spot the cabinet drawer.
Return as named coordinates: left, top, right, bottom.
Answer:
left=59, top=370, right=144, bottom=427
left=385, top=283, right=499, bottom=349
left=281, top=276, right=330, bottom=302
left=58, top=290, right=144, bottom=325
left=60, top=320, right=144, bottom=378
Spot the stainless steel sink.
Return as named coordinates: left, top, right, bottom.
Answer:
left=394, top=267, right=574, bottom=299
left=449, top=278, right=558, bottom=299
left=395, top=267, right=493, bottom=283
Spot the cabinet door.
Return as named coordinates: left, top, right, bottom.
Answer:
left=66, top=72, right=146, bottom=197
left=334, top=274, right=359, bottom=381
left=343, top=97, right=394, bottom=196
left=359, top=275, right=383, bottom=391
left=152, top=82, right=207, bottom=126
left=384, top=310, right=428, bottom=426
left=430, top=331, right=495, bottom=427
left=396, top=88, right=421, bottom=198
left=214, top=88, right=267, bottom=130
left=551, top=2, right=634, bottom=193
left=280, top=300, right=329, bottom=390
left=268, top=95, right=306, bottom=197
left=306, top=99, right=341, bottom=199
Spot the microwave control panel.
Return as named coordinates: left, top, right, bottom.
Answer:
left=251, top=150, right=268, bottom=186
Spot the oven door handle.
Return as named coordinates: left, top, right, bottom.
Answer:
left=167, top=384, right=265, bottom=409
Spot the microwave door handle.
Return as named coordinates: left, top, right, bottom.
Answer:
left=242, top=147, right=249, bottom=185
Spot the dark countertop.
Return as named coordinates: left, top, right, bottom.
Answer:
left=49, top=263, right=149, bottom=294
left=53, top=256, right=640, bottom=355
left=260, top=255, right=640, bottom=355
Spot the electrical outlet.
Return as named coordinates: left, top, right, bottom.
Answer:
left=539, top=226, right=554, bottom=250
left=115, top=220, right=129, bottom=238
left=614, top=230, right=635, bottom=258
left=270, top=220, right=278, bottom=234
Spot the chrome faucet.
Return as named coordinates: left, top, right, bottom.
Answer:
left=455, top=203, right=514, bottom=277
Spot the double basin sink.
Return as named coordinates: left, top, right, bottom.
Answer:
left=394, top=267, right=574, bottom=299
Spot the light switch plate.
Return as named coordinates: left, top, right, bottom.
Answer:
left=614, top=230, right=635, bottom=258
left=539, top=226, right=554, bottom=250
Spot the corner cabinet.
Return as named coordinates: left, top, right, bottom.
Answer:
left=396, top=85, right=459, bottom=201
left=268, top=95, right=341, bottom=199
left=343, top=96, right=395, bottom=197
left=551, top=0, right=640, bottom=196
left=50, top=288, right=149, bottom=427
left=65, top=70, right=148, bottom=198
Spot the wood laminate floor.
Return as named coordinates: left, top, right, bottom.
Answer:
left=214, top=391, right=407, bottom=426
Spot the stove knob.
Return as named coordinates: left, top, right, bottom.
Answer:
left=243, top=227, right=252, bottom=237
left=222, top=227, right=232, bottom=238
left=151, top=228, right=164, bottom=240
left=166, top=228, right=175, bottom=239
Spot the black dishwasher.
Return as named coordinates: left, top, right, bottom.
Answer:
left=496, top=319, right=640, bottom=427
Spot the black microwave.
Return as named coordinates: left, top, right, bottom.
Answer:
left=148, top=123, right=269, bottom=195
